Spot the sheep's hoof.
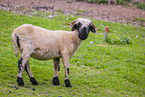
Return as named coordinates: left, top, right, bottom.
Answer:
left=64, top=79, right=72, bottom=87
left=17, top=77, right=24, bottom=86
left=30, top=77, right=38, bottom=85
left=53, top=77, right=60, bottom=85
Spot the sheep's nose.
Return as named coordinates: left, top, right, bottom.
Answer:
left=83, top=27, right=87, bottom=30
left=82, top=27, right=89, bottom=34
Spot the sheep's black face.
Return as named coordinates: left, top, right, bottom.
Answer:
left=78, top=26, right=89, bottom=40
left=72, top=22, right=96, bottom=40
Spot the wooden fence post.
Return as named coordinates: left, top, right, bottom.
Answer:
left=104, top=26, right=109, bottom=41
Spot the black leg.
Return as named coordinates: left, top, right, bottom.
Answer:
left=64, top=79, right=72, bottom=87
left=17, top=77, right=24, bottom=86
left=53, top=58, right=60, bottom=85
left=53, top=76, right=60, bottom=85
left=30, top=77, right=38, bottom=85
left=64, top=68, right=71, bottom=87
left=17, top=57, right=24, bottom=86
left=24, top=62, right=38, bottom=85
left=62, top=54, right=72, bottom=87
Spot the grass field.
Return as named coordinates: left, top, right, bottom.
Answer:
left=0, top=10, right=145, bottom=97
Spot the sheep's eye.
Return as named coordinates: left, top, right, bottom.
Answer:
left=77, top=22, right=82, bottom=28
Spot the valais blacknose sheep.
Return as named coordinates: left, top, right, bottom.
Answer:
left=11, top=18, right=98, bottom=87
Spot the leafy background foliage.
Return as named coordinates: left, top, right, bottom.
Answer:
left=87, top=0, right=145, bottom=10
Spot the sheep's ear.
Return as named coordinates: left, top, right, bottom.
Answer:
left=89, top=23, right=96, bottom=33
left=89, top=22, right=101, bottom=33
left=72, top=24, right=77, bottom=31
left=64, top=19, right=78, bottom=26
left=90, top=25, right=96, bottom=33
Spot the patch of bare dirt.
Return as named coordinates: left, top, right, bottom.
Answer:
left=0, top=0, right=145, bottom=26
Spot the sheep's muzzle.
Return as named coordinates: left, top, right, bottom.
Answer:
left=78, top=27, right=89, bottom=40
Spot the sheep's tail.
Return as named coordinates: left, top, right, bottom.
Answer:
left=11, top=30, right=19, bottom=57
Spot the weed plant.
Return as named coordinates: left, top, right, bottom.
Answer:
left=106, top=35, right=132, bottom=45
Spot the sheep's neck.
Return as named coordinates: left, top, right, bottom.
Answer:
left=71, top=30, right=82, bottom=48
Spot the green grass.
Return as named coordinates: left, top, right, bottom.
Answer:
left=0, top=10, right=145, bottom=97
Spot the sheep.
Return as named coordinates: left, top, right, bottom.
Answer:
left=11, top=18, right=98, bottom=87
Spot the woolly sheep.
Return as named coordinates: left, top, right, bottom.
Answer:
left=11, top=18, right=98, bottom=87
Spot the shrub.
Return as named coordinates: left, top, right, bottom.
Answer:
left=88, top=0, right=108, bottom=4
left=135, top=18, right=145, bottom=22
left=88, top=0, right=130, bottom=5
left=137, top=2, right=145, bottom=10
left=116, top=0, right=128, bottom=5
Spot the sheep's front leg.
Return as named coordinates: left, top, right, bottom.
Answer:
left=25, top=62, right=38, bottom=85
left=62, top=55, right=72, bottom=87
left=53, top=58, right=60, bottom=85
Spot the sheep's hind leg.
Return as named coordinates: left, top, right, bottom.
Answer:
left=17, top=56, right=24, bottom=86
left=25, top=62, right=38, bottom=85
left=17, top=50, right=32, bottom=86
left=17, top=55, right=30, bottom=86
left=53, top=58, right=60, bottom=85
